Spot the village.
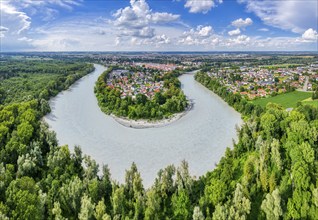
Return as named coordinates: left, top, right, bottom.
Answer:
left=207, top=64, right=318, bottom=100
left=106, top=68, right=165, bottom=99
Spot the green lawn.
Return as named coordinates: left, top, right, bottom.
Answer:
left=251, top=91, right=314, bottom=109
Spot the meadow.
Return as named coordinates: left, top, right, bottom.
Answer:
left=251, top=91, right=314, bottom=108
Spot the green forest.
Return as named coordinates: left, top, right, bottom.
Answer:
left=0, top=60, right=318, bottom=219
left=0, top=60, right=94, bottom=105
left=95, top=67, right=188, bottom=120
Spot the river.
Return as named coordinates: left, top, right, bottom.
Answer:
left=44, top=64, right=242, bottom=187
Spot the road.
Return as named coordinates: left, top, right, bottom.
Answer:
left=303, top=76, right=309, bottom=91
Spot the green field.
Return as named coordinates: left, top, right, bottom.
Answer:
left=251, top=91, right=314, bottom=109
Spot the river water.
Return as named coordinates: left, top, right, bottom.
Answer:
left=44, top=64, right=242, bottom=187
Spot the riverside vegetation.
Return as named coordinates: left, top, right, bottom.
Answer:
left=95, top=66, right=188, bottom=120
left=0, top=58, right=318, bottom=219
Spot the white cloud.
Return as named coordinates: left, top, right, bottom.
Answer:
left=0, top=26, right=9, bottom=38
left=184, top=0, right=222, bottom=14
left=18, top=37, right=33, bottom=42
left=179, top=25, right=219, bottom=46
left=238, top=0, right=318, bottom=33
left=229, top=35, right=250, bottom=45
left=231, top=18, right=253, bottom=28
left=1, top=0, right=317, bottom=51
left=228, top=28, right=241, bottom=36
left=0, top=1, right=31, bottom=34
left=151, top=12, right=180, bottom=23
left=112, top=0, right=179, bottom=29
left=111, top=0, right=180, bottom=46
left=131, top=34, right=170, bottom=47
left=302, top=28, right=318, bottom=41
left=183, top=25, right=213, bottom=37
left=179, top=35, right=199, bottom=45
left=0, top=0, right=84, bottom=50
left=197, top=26, right=213, bottom=37
left=258, top=28, right=269, bottom=32
left=12, top=0, right=82, bottom=10
left=30, top=21, right=117, bottom=51
left=138, top=27, right=155, bottom=38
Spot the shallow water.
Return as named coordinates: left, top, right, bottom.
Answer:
left=44, top=64, right=242, bottom=187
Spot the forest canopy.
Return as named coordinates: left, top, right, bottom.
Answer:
left=0, top=58, right=317, bottom=219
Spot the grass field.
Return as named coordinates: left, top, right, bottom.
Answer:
left=251, top=91, right=314, bottom=109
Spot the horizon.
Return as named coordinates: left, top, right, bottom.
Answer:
left=2, top=51, right=318, bottom=54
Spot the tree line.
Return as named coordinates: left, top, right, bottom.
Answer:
left=0, top=60, right=94, bottom=105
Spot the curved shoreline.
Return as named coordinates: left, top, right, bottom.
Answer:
left=111, top=100, right=193, bottom=129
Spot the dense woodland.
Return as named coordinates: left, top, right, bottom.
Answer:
left=0, top=59, right=317, bottom=219
left=0, top=60, right=94, bottom=105
left=95, top=67, right=188, bottom=120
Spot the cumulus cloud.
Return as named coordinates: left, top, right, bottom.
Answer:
left=229, top=35, right=250, bottom=45
left=302, top=28, right=318, bottom=41
left=231, top=18, right=253, bottom=28
left=111, top=0, right=180, bottom=45
left=228, top=28, right=241, bottom=36
left=238, top=0, right=318, bottom=33
left=183, top=25, right=213, bottom=37
left=184, top=0, right=222, bottom=14
left=131, top=34, right=170, bottom=47
left=197, top=26, right=213, bottom=37
left=179, top=25, right=218, bottom=46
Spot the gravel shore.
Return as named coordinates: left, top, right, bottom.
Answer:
left=111, top=100, right=193, bottom=129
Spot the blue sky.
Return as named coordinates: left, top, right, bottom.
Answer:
left=0, top=0, right=317, bottom=51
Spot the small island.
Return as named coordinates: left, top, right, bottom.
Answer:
left=95, top=64, right=190, bottom=128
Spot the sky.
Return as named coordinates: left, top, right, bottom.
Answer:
left=0, top=0, right=317, bottom=51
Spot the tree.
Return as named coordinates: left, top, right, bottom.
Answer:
left=136, top=94, right=147, bottom=105
left=5, top=177, right=44, bottom=220
left=59, top=176, right=84, bottom=217
left=16, top=122, right=34, bottom=144
left=95, top=199, right=111, bottom=220
left=153, top=92, right=166, bottom=105
left=112, top=186, right=126, bottom=217
left=193, top=206, right=204, bottom=220
left=78, top=194, right=95, bottom=220
left=212, top=204, right=228, bottom=220
left=270, top=139, right=282, bottom=171
left=205, top=179, right=227, bottom=206
left=261, top=189, right=283, bottom=220
left=145, top=189, right=161, bottom=220
left=100, top=165, right=112, bottom=212
left=228, top=183, right=251, bottom=220
left=52, top=202, right=66, bottom=220
left=171, top=189, right=190, bottom=219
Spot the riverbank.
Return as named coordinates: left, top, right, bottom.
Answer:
left=111, top=99, right=193, bottom=129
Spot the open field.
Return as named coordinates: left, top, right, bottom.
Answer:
left=260, top=63, right=303, bottom=68
left=251, top=91, right=314, bottom=108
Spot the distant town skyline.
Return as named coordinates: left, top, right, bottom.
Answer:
left=1, top=0, right=317, bottom=51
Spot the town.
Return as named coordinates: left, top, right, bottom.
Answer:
left=106, top=64, right=178, bottom=99
left=106, top=69, right=164, bottom=99
left=207, top=63, right=318, bottom=100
